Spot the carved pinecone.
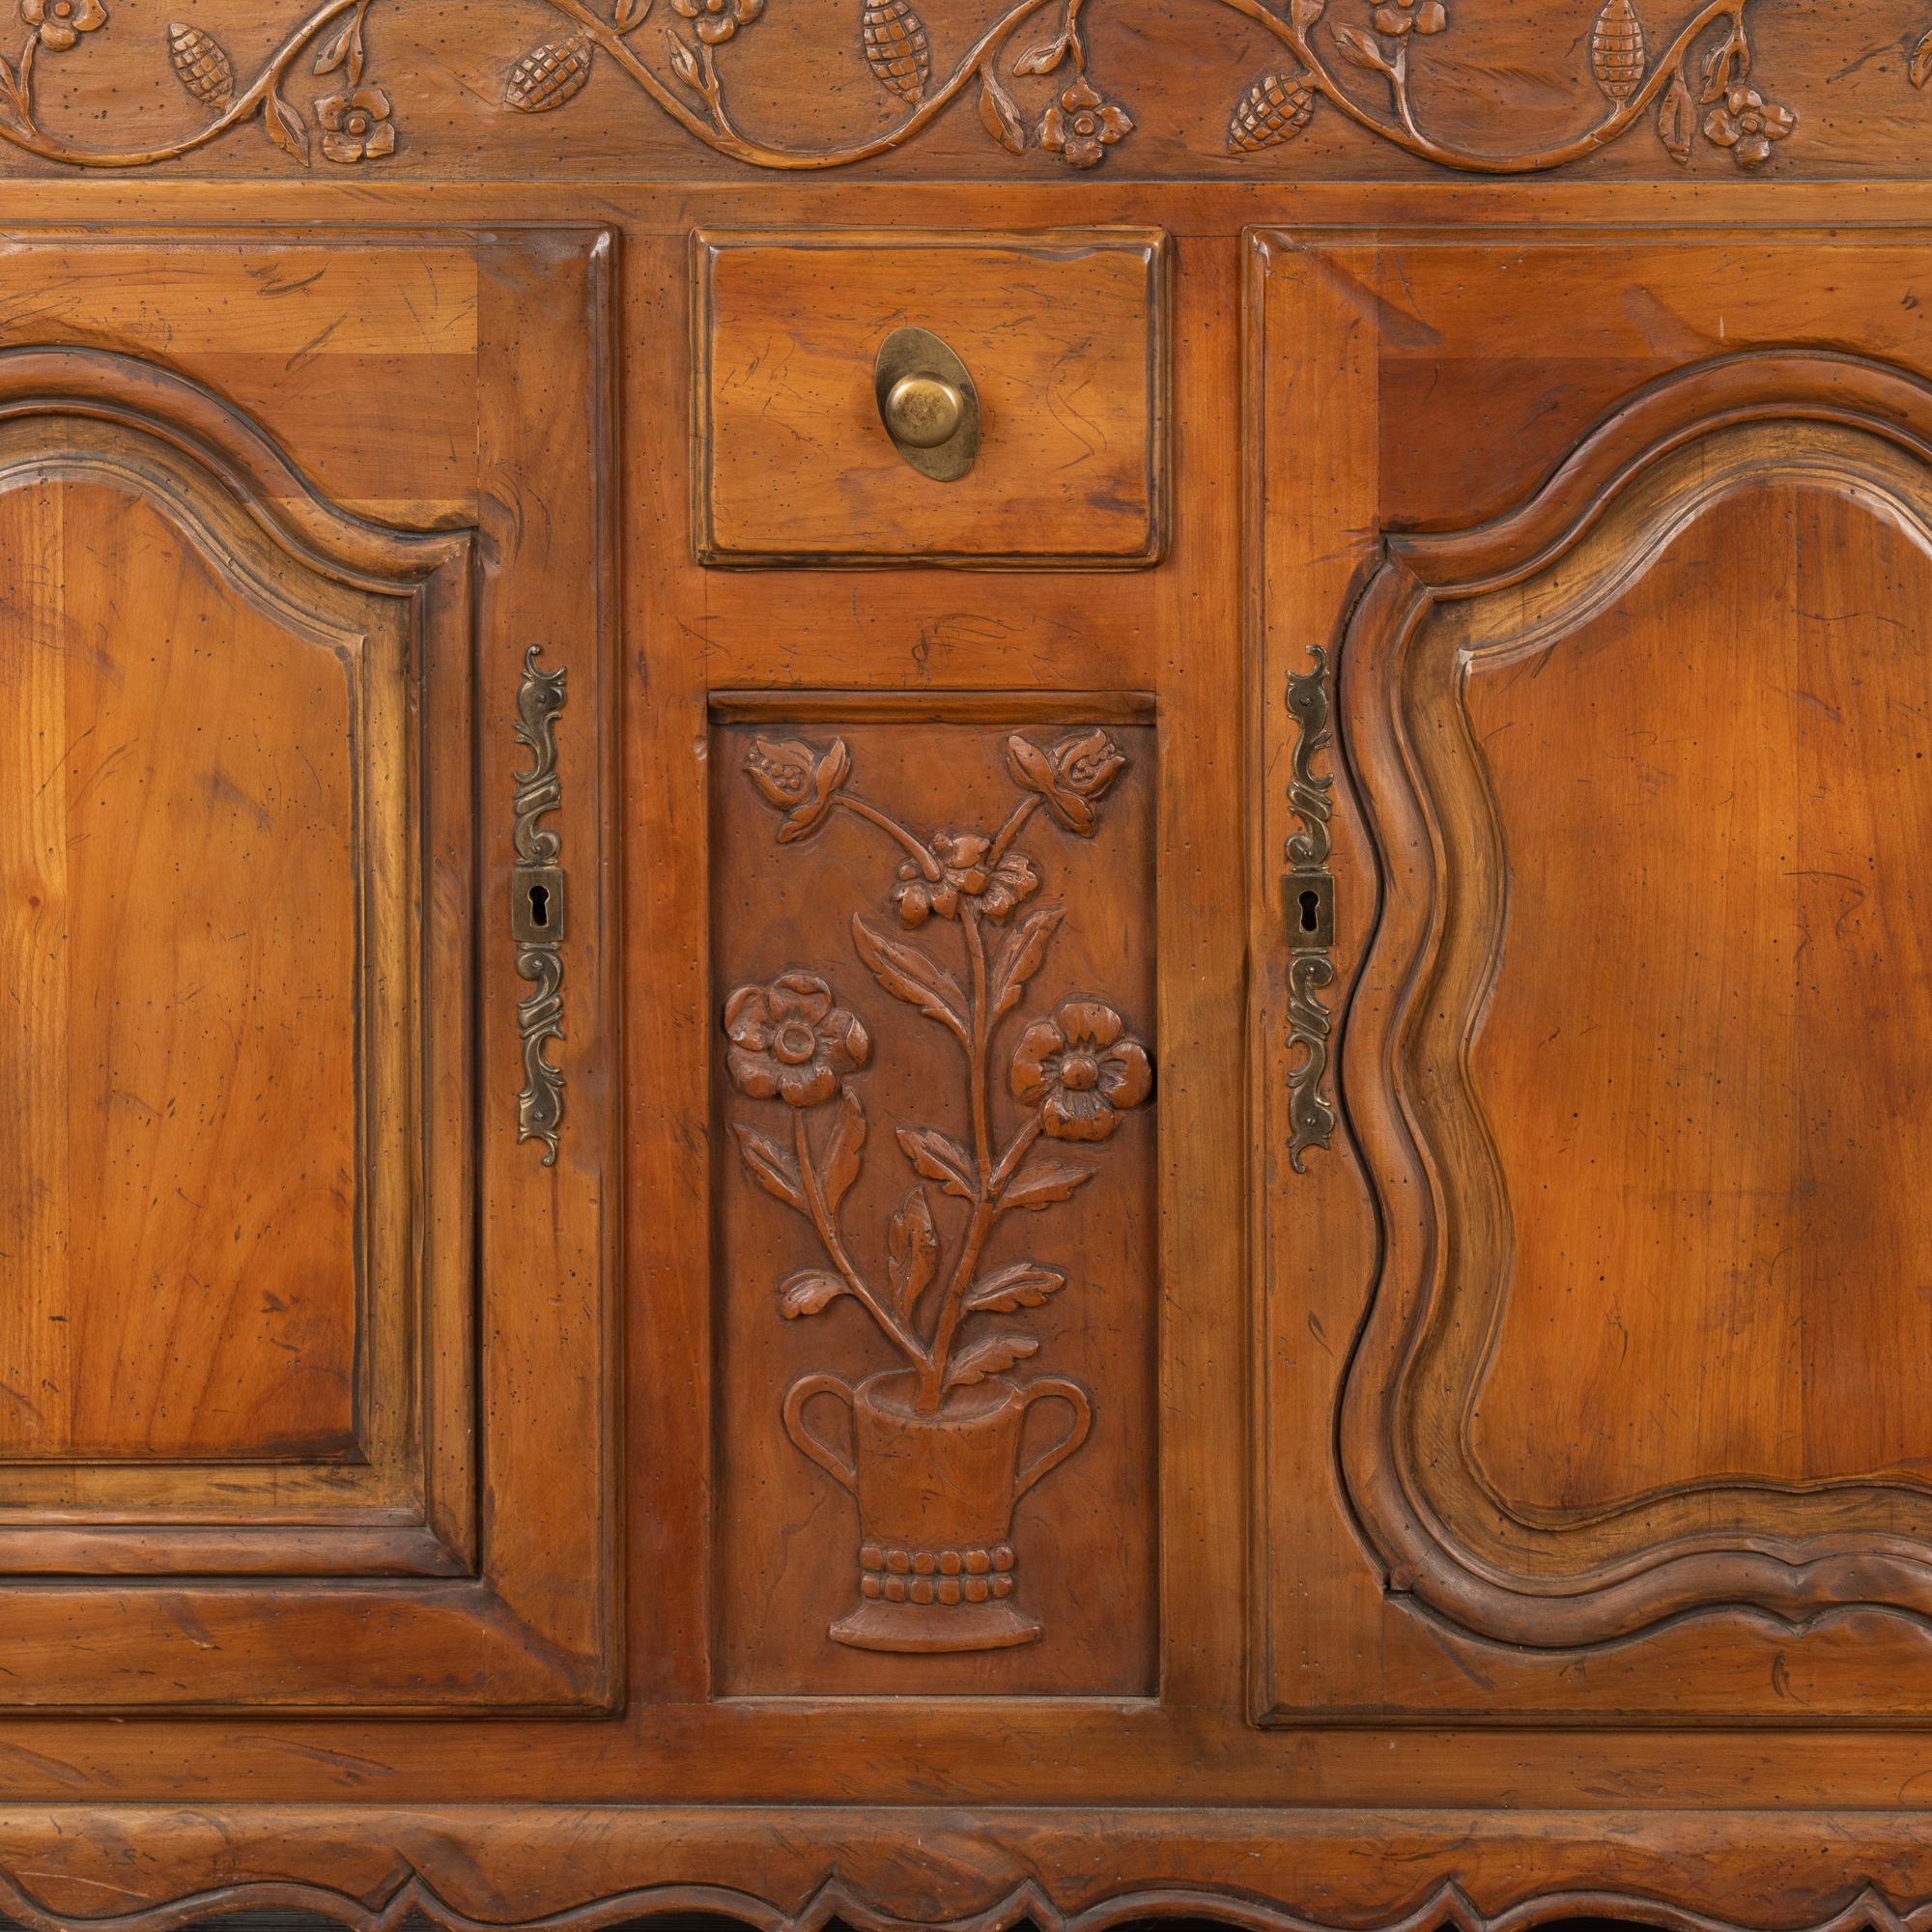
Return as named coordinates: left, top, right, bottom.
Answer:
left=1228, top=72, right=1316, bottom=153
left=504, top=35, right=594, bottom=113
left=1590, top=0, right=1647, bottom=102
left=862, top=0, right=930, bottom=105
left=166, top=22, right=235, bottom=108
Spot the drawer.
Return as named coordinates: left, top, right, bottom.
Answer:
left=693, top=228, right=1169, bottom=568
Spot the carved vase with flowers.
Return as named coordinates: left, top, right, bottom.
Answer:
left=723, top=727, right=1151, bottom=1652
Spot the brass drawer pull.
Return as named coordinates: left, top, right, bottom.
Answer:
left=874, top=324, right=980, bottom=482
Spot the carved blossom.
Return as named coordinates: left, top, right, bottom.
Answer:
left=893, top=832, right=1039, bottom=928
left=20, top=0, right=102, bottom=50
left=316, top=84, right=395, bottom=161
left=1037, top=76, right=1132, bottom=167
left=1372, top=0, right=1445, bottom=37
left=725, top=973, right=870, bottom=1109
left=745, top=736, right=851, bottom=843
left=1702, top=82, right=1794, bottom=169
left=671, top=0, right=761, bottom=43
left=1011, top=999, right=1152, bottom=1144
left=1005, top=728, right=1126, bottom=835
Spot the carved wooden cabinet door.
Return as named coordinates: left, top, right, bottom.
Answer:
left=1256, top=228, right=1932, bottom=1722
left=0, top=230, right=618, bottom=1710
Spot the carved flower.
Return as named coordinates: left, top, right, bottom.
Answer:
left=21, top=0, right=104, bottom=51
left=893, top=831, right=1039, bottom=928
left=671, top=0, right=763, bottom=43
left=745, top=736, right=851, bottom=843
left=316, top=86, right=396, bottom=162
left=724, top=972, right=870, bottom=1108
left=1703, top=84, right=1795, bottom=169
left=1010, top=999, right=1152, bottom=1144
left=1006, top=728, right=1127, bottom=835
left=1372, top=0, right=1446, bottom=34
left=1037, top=78, right=1132, bottom=169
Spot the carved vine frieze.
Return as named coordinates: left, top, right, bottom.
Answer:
left=0, top=0, right=1925, bottom=171
left=497, top=0, right=1841, bottom=175
left=720, top=726, right=1151, bottom=1653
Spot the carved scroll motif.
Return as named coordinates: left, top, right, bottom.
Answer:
left=513, top=643, right=567, bottom=1167
left=1285, top=645, right=1337, bottom=1176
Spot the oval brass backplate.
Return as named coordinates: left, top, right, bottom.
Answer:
left=874, top=326, right=980, bottom=483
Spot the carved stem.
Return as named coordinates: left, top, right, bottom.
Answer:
left=537, top=0, right=1061, bottom=170
left=0, top=0, right=363, bottom=167
left=1237, top=0, right=1749, bottom=175
left=794, top=1109, right=933, bottom=1374
left=832, top=795, right=942, bottom=879
left=988, top=794, right=1040, bottom=866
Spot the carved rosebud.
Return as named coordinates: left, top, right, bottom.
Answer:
left=1006, top=728, right=1127, bottom=835
left=504, top=35, right=594, bottom=112
left=745, top=735, right=851, bottom=842
left=1228, top=71, right=1316, bottom=153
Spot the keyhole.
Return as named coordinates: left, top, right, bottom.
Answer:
left=528, top=883, right=551, bottom=930
left=1298, top=888, right=1321, bottom=935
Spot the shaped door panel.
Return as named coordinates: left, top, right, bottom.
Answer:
left=1257, top=231, right=1932, bottom=1721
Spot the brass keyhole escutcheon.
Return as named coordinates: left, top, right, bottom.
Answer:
left=874, top=326, right=980, bottom=482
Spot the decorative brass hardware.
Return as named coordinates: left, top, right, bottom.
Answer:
left=512, top=643, right=567, bottom=1166
left=874, top=326, right=980, bottom=482
left=1285, top=645, right=1338, bottom=1175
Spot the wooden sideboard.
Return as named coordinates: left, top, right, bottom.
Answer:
left=7, top=1, right=1932, bottom=1926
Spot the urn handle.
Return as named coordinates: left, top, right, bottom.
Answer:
left=1013, top=1378, right=1093, bottom=1500
left=781, top=1373, right=858, bottom=1492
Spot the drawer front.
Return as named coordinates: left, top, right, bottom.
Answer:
left=694, top=228, right=1169, bottom=567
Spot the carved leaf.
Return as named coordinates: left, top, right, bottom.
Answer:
left=665, top=28, right=700, bottom=89
left=896, top=1125, right=977, bottom=1200
left=887, top=1186, right=939, bottom=1320
left=780, top=1269, right=846, bottom=1319
left=1698, top=25, right=1748, bottom=104
left=965, top=1261, right=1066, bottom=1315
left=1291, top=0, right=1326, bottom=27
left=731, top=1122, right=806, bottom=1213
left=614, top=0, right=651, bottom=28
left=0, top=54, right=26, bottom=122
left=1012, top=33, right=1069, bottom=76
left=505, top=36, right=595, bottom=111
left=1332, top=23, right=1391, bottom=72
left=1913, top=25, right=1932, bottom=90
left=945, top=1331, right=1040, bottom=1390
left=262, top=91, right=311, bottom=164
left=979, top=67, right=1027, bottom=155
left=1656, top=67, right=1694, bottom=163
left=1228, top=71, right=1317, bottom=153
left=1003, top=1150, right=1101, bottom=1213
left=312, top=12, right=364, bottom=83
left=1590, top=0, right=1646, bottom=102
left=988, top=905, right=1064, bottom=1021
left=819, top=1087, right=867, bottom=1215
left=851, top=914, right=970, bottom=1041
left=169, top=22, right=237, bottom=107
left=862, top=0, right=930, bottom=104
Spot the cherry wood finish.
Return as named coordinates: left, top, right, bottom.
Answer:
left=6, top=0, right=1932, bottom=1922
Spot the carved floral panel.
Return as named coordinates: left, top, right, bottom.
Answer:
left=710, top=700, right=1157, bottom=1696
